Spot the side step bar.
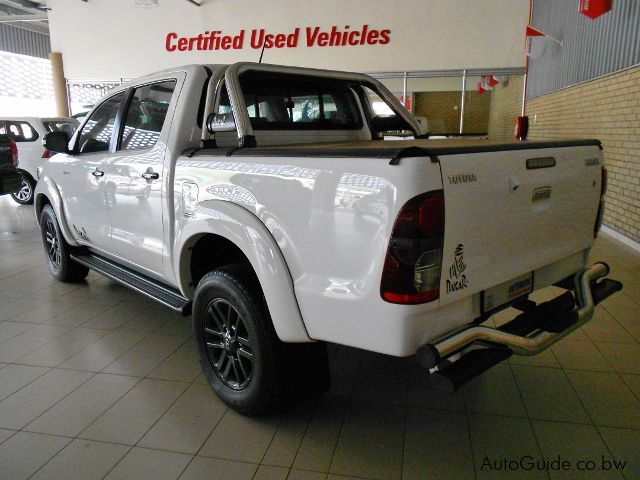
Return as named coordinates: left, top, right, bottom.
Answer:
left=71, top=252, right=192, bottom=315
left=418, top=262, right=622, bottom=392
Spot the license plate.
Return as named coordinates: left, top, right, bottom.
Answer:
left=482, top=272, right=534, bottom=314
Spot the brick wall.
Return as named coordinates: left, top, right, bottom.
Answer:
left=414, top=91, right=490, bottom=135
left=488, top=75, right=524, bottom=141
left=526, top=66, right=640, bottom=244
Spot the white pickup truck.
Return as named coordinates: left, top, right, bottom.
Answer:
left=35, top=63, right=622, bottom=414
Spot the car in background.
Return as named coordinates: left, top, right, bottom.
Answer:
left=0, top=117, right=79, bottom=204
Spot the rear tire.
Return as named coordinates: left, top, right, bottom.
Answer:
left=11, top=173, right=35, bottom=205
left=39, top=204, right=89, bottom=282
left=193, top=264, right=330, bottom=415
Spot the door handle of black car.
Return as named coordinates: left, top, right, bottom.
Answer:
left=92, top=169, right=104, bottom=177
left=142, top=171, right=159, bottom=181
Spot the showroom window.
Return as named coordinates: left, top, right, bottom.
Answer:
left=76, top=92, right=125, bottom=154
left=119, top=80, right=176, bottom=151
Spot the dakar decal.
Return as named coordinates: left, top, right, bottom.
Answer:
left=72, top=224, right=90, bottom=242
left=446, top=243, right=468, bottom=294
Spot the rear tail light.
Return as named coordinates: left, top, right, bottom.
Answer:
left=42, top=149, right=51, bottom=158
left=381, top=190, right=444, bottom=304
left=9, top=140, right=18, bottom=167
left=594, top=166, right=607, bottom=238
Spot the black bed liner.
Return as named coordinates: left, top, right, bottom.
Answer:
left=190, top=138, right=602, bottom=165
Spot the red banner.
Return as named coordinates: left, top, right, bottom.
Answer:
left=579, top=0, right=613, bottom=19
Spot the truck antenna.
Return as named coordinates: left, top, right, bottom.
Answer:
left=258, top=42, right=266, bottom=63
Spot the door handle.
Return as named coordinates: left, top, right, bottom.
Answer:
left=92, top=169, right=104, bottom=177
left=142, top=171, right=159, bottom=181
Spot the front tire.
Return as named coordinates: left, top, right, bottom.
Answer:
left=11, top=174, right=35, bottom=205
left=193, top=264, right=330, bottom=415
left=39, top=204, right=89, bottom=282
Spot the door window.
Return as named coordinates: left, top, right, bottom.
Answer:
left=119, top=80, right=176, bottom=151
left=76, top=92, right=125, bottom=154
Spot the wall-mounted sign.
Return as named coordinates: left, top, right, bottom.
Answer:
left=579, top=0, right=613, bottom=19
left=165, top=25, right=391, bottom=52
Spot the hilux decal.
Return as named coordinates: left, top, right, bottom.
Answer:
left=447, top=243, right=468, bottom=293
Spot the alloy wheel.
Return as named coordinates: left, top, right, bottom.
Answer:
left=13, top=180, right=32, bottom=202
left=43, top=217, right=62, bottom=270
left=203, top=298, right=254, bottom=390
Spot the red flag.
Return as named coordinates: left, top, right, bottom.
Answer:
left=580, top=0, right=613, bottom=19
left=526, top=26, right=545, bottom=37
left=477, top=81, right=487, bottom=94
left=486, top=75, right=499, bottom=87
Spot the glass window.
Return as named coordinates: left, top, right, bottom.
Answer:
left=238, top=73, right=361, bottom=130
left=44, top=120, right=79, bottom=138
left=1, top=121, right=38, bottom=142
left=77, top=92, right=125, bottom=154
left=119, top=80, right=176, bottom=151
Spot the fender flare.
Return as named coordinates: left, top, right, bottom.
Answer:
left=34, top=176, right=80, bottom=247
left=174, top=200, right=311, bottom=343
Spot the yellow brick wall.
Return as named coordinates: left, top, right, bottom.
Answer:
left=487, top=75, right=524, bottom=141
left=526, top=66, right=640, bottom=244
left=414, top=91, right=490, bottom=135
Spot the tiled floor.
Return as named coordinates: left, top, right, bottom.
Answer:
left=0, top=195, right=639, bottom=480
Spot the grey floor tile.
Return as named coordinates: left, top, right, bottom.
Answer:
left=403, top=408, right=474, bottom=480
left=512, top=365, right=591, bottom=424
left=81, top=306, right=141, bottom=330
left=0, top=324, right=71, bottom=363
left=621, top=374, right=640, bottom=400
left=0, top=368, right=94, bottom=429
left=138, top=383, right=226, bottom=454
left=115, top=310, right=173, bottom=334
left=566, top=370, right=640, bottom=429
left=199, top=408, right=281, bottom=463
left=0, top=320, right=35, bottom=343
left=533, top=421, right=624, bottom=479
left=7, top=298, right=85, bottom=324
left=292, top=400, right=345, bottom=473
left=262, top=403, right=315, bottom=468
left=25, top=373, right=140, bottom=437
left=596, top=342, right=640, bottom=375
left=463, top=364, right=528, bottom=418
left=59, top=330, right=147, bottom=372
left=330, top=402, right=404, bottom=480
left=16, top=327, right=106, bottom=367
left=80, top=378, right=188, bottom=445
left=147, top=338, right=201, bottom=382
left=0, top=428, right=16, bottom=444
left=551, top=339, right=614, bottom=372
left=156, top=317, right=193, bottom=336
left=102, top=333, right=187, bottom=377
left=30, top=439, right=129, bottom=480
left=597, top=427, right=640, bottom=479
left=509, top=348, right=561, bottom=368
left=46, top=302, right=111, bottom=326
left=288, top=470, right=328, bottom=480
left=583, top=307, right=637, bottom=344
left=0, top=363, right=49, bottom=401
left=254, top=465, right=289, bottom=480
left=0, top=431, right=71, bottom=480
left=179, top=456, right=257, bottom=480
left=105, top=447, right=192, bottom=480
left=469, top=413, right=546, bottom=480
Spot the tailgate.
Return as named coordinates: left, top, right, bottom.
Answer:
left=438, top=144, right=602, bottom=306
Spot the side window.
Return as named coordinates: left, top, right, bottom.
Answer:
left=77, top=93, right=125, bottom=154
left=119, top=80, right=176, bottom=151
left=4, top=121, right=38, bottom=142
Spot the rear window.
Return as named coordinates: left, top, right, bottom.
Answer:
left=229, top=73, right=362, bottom=130
left=44, top=121, right=79, bottom=137
left=0, top=121, right=38, bottom=142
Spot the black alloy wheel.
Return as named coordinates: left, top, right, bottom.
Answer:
left=203, top=298, right=254, bottom=390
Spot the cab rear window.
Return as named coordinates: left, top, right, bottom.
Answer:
left=229, top=73, right=362, bottom=130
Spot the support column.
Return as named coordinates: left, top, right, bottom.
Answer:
left=49, top=52, right=70, bottom=117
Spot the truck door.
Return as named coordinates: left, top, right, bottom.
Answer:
left=59, top=92, right=126, bottom=253
left=102, top=79, right=179, bottom=277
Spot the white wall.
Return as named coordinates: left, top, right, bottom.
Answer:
left=48, top=0, right=530, bottom=80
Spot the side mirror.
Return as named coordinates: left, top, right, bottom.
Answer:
left=43, top=131, right=70, bottom=154
left=206, top=113, right=236, bottom=133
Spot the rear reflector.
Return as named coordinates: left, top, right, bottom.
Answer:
left=42, top=150, right=51, bottom=158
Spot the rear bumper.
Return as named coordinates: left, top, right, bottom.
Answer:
left=417, top=262, right=622, bottom=370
